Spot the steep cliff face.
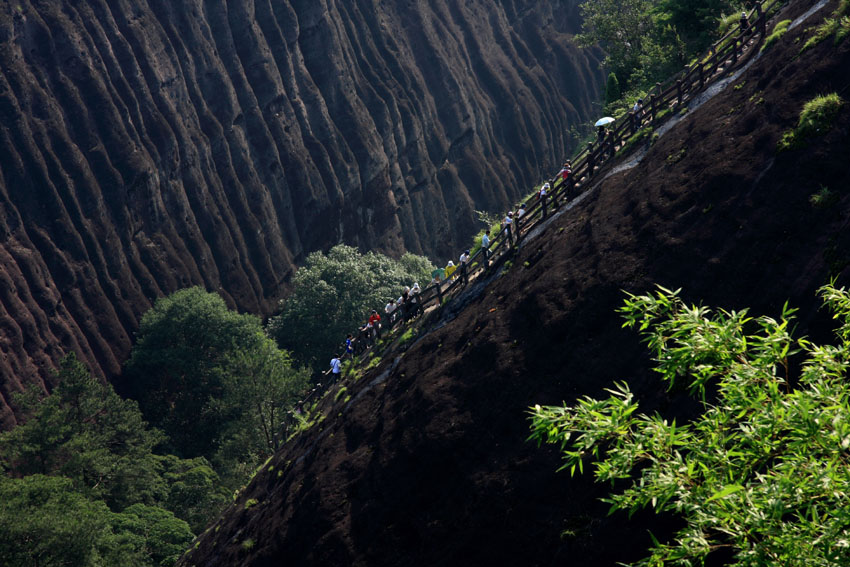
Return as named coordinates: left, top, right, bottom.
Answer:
left=180, top=0, right=850, bottom=564
left=0, top=0, right=603, bottom=425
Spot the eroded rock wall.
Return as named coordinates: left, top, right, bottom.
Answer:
left=0, top=0, right=603, bottom=425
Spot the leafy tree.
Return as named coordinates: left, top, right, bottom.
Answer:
left=124, top=286, right=309, bottom=484
left=605, top=71, right=622, bottom=105
left=0, top=474, right=193, bottom=567
left=531, top=284, right=850, bottom=566
left=268, top=244, right=434, bottom=370
left=1, top=354, right=166, bottom=510
left=659, top=0, right=736, bottom=53
left=580, top=0, right=738, bottom=102
left=123, top=287, right=261, bottom=459
left=212, top=336, right=310, bottom=484
left=577, top=0, right=658, bottom=84
left=0, top=354, right=229, bottom=533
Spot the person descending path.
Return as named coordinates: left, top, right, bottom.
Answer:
left=446, top=260, right=456, bottom=280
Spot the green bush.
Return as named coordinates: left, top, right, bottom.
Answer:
left=777, top=93, right=844, bottom=151
left=531, top=284, right=850, bottom=566
left=761, top=19, right=792, bottom=52
left=801, top=0, right=849, bottom=52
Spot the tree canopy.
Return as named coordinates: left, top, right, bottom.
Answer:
left=0, top=355, right=225, bottom=565
left=578, top=0, right=737, bottom=105
left=123, top=287, right=309, bottom=483
left=531, top=284, right=850, bottom=566
left=268, top=244, right=434, bottom=370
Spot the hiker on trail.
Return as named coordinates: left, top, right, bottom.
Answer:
left=502, top=211, right=514, bottom=243
left=431, top=265, right=446, bottom=285
left=740, top=11, right=749, bottom=31
left=558, top=162, right=571, bottom=182
left=632, top=99, right=643, bottom=114
left=328, top=354, right=342, bottom=380
left=385, top=298, right=398, bottom=325
left=445, top=260, right=457, bottom=280
left=368, top=309, right=382, bottom=339
left=597, top=125, right=607, bottom=144
left=401, top=285, right=420, bottom=320
left=632, top=99, right=644, bottom=130
left=538, top=182, right=550, bottom=199
left=345, top=334, right=355, bottom=358
left=517, top=203, right=526, bottom=219
left=481, top=229, right=491, bottom=259
left=458, top=249, right=471, bottom=285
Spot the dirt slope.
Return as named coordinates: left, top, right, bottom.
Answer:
left=0, top=0, right=603, bottom=426
left=185, top=0, right=850, bottom=564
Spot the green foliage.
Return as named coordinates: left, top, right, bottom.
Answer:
left=666, top=147, right=686, bottom=164
left=577, top=0, right=659, bottom=85
left=124, top=287, right=309, bottom=485
left=531, top=284, right=850, bottom=566
left=268, top=245, right=434, bottom=370
left=761, top=19, right=792, bottom=52
left=810, top=186, right=838, bottom=209
left=581, top=0, right=736, bottom=100
left=616, top=126, right=654, bottom=157
left=0, top=355, right=229, bottom=535
left=660, top=0, right=737, bottom=53
left=0, top=475, right=193, bottom=567
left=778, top=93, right=844, bottom=151
left=1, top=354, right=165, bottom=510
left=605, top=72, right=622, bottom=105
left=211, top=338, right=310, bottom=486
left=801, top=0, right=849, bottom=52
left=158, top=454, right=230, bottom=533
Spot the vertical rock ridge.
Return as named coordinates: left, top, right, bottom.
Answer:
left=0, top=0, right=603, bottom=425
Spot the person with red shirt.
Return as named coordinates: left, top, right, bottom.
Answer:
left=368, top=309, right=382, bottom=340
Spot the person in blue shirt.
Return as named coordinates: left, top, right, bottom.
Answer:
left=328, top=355, right=342, bottom=381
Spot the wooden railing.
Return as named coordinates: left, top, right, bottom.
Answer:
left=296, top=0, right=781, bottom=413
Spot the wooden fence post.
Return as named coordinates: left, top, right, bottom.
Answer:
left=699, top=61, right=705, bottom=88
left=676, top=79, right=683, bottom=106
left=757, top=3, right=766, bottom=36
left=650, top=93, right=657, bottom=121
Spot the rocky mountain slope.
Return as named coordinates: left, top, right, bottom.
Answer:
left=180, top=0, right=850, bottom=564
left=0, top=0, right=603, bottom=426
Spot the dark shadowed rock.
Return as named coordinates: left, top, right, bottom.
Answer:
left=0, top=0, right=603, bottom=425
left=180, top=0, right=850, bottom=564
